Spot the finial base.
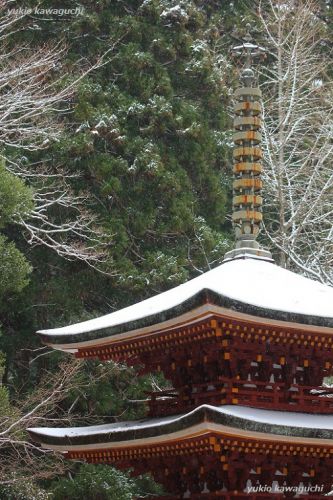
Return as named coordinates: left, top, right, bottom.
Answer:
left=223, top=244, right=273, bottom=263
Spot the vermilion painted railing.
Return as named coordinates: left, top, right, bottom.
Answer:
left=148, top=378, right=333, bottom=416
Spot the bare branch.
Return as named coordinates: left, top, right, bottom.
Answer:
left=258, top=0, right=333, bottom=284
left=0, top=1, right=122, bottom=271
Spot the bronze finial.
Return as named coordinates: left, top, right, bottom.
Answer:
left=224, top=24, right=273, bottom=263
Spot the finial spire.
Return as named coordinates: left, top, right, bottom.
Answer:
left=224, top=24, right=273, bottom=262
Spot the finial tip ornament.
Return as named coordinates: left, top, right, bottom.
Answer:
left=244, top=23, right=252, bottom=42
left=231, top=23, right=266, bottom=71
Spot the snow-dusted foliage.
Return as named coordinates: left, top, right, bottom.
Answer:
left=161, top=5, right=189, bottom=23
left=0, top=2, right=113, bottom=269
left=141, top=0, right=201, bottom=28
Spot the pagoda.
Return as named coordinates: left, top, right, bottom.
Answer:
left=28, top=28, right=333, bottom=499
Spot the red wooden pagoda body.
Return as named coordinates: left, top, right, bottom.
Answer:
left=75, top=311, right=333, bottom=417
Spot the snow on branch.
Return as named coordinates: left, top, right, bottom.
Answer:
left=258, top=0, right=333, bottom=285
left=0, top=1, right=119, bottom=271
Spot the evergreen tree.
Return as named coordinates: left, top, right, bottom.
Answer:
left=0, top=1, right=243, bottom=496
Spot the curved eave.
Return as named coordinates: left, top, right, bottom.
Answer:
left=28, top=404, right=333, bottom=452
left=37, top=259, right=333, bottom=347
left=39, top=287, right=333, bottom=348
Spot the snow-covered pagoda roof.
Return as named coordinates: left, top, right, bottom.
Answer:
left=28, top=403, right=333, bottom=452
left=38, top=257, right=333, bottom=348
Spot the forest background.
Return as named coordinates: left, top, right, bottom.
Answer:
left=0, top=0, right=331, bottom=498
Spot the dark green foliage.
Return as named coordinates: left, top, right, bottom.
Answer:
left=41, top=0, right=233, bottom=293
left=0, top=162, right=33, bottom=300
left=51, top=464, right=162, bottom=500
left=51, top=465, right=135, bottom=500
left=0, top=163, right=34, bottom=228
left=0, top=235, right=31, bottom=298
left=0, top=0, right=234, bottom=374
left=0, top=0, right=238, bottom=496
left=61, top=359, right=156, bottom=421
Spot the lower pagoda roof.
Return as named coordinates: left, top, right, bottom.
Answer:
left=28, top=404, right=333, bottom=451
left=37, top=257, right=333, bottom=349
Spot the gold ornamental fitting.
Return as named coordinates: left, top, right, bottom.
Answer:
left=233, top=131, right=262, bottom=145
left=232, top=210, right=263, bottom=223
left=233, top=162, right=262, bottom=174
left=233, top=146, right=263, bottom=160
left=233, top=194, right=263, bottom=206
left=234, top=116, right=262, bottom=129
left=234, top=101, right=261, bottom=115
left=233, top=178, right=263, bottom=190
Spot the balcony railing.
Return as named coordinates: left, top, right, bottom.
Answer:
left=147, top=377, right=333, bottom=417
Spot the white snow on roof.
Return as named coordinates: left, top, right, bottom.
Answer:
left=38, top=258, right=333, bottom=337
left=28, top=404, right=333, bottom=439
left=28, top=410, right=185, bottom=438
left=220, top=405, right=333, bottom=429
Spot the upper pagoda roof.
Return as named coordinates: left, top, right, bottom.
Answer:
left=38, top=257, right=333, bottom=347
left=28, top=403, right=333, bottom=451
